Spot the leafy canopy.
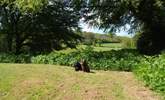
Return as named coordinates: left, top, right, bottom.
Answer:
left=0, top=0, right=83, bottom=53
left=83, top=0, right=165, bottom=54
left=85, top=0, right=165, bottom=32
left=0, top=0, right=48, bottom=12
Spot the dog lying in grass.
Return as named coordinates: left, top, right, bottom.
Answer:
left=74, top=59, right=90, bottom=73
left=74, top=62, right=82, bottom=71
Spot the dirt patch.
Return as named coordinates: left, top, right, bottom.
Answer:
left=116, top=72, right=162, bottom=100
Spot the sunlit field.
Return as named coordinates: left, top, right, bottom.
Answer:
left=0, top=64, right=162, bottom=100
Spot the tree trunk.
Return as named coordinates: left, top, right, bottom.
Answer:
left=15, top=34, right=22, bottom=54
left=7, top=34, right=13, bottom=52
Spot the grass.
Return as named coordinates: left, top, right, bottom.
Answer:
left=0, top=64, right=162, bottom=100
left=54, top=43, right=123, bottom=54
left=100, top=43, right=123, bottom=48
left=93, top=43, right=123, bottom=51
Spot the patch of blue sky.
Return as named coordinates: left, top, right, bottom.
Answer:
left=80, top=22, right=133, bottom=37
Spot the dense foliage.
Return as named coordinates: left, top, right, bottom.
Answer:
left=135, top=55, right=165, bottom=94
left=2, top=0, right=165, bottom=54
left=84, top=0, right=165, bottom=55
left=0, top=0, right=47, bottom=12
left=0, top=47, right=142, bottom=71
left=0, top=0, right=83, bottom=54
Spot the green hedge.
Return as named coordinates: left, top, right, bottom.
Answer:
left=0, top=53, right=31, bottom=63
left=0, top=47, right=142, bottom=71
left=31, top=48, right=143, bottom=71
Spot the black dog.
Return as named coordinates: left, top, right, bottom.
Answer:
left=80, top=59, right=90, bottom=73
left=74, top=60, right=90, bottom=72
left=74, top=62, right=82, bottom=71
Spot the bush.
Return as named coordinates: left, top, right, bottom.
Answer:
left=30, top=48, right=142, bottom=71
left=0, top=53, right=31, bottom=63
left=0, top=47, right=142, bottom=71
left=0, top=53, right=17, bottom=63
left=134, top=54, right=165, bottom=94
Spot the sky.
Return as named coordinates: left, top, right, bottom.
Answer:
left=80, top=22, right=133, bottom=37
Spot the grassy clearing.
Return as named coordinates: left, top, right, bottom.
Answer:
left=0, top=64, right=162, bottom=100
left=82, top=43, right=123, bottom=51
left=94, top=43, right=123, bottom=51
left=54, top=43, right=123, bottom=54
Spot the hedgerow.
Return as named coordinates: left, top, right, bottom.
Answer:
left=30, top=47, right=142, bottom=71
left=0, top=47, right=142, bottom=71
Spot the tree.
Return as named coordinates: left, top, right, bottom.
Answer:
left=84, top=0, right=165, bottom=54
left=0, top=0, right=47, bottom=53
left=0, top=0, right=83, bottom=54
left=27, top=1, right=82, bottom=52
left=0, top=0, right=47, bottom=12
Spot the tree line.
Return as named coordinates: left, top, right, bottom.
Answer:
left=1, top=0, right=165, bottom=55
left=0, top=0, right=85, bottom=54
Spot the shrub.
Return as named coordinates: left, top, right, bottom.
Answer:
left=0, top=53, right=17, bottom=63
left=0, top=53, right=31, bottom=63
left=43, top=48, right=141, bottom=71
left=0, top=48, right=142, bottom=71
left=31, top=55, right=48, bottom=64
left=134, top=54, right=165, bottom=94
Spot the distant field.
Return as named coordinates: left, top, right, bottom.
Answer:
left=54, top=43, right=123, bottom=53
left=93, top=43, right=123, bottom=51
left=0, top=64, right=161, bottom=100
left=100, top=43, right=123, bottom=48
